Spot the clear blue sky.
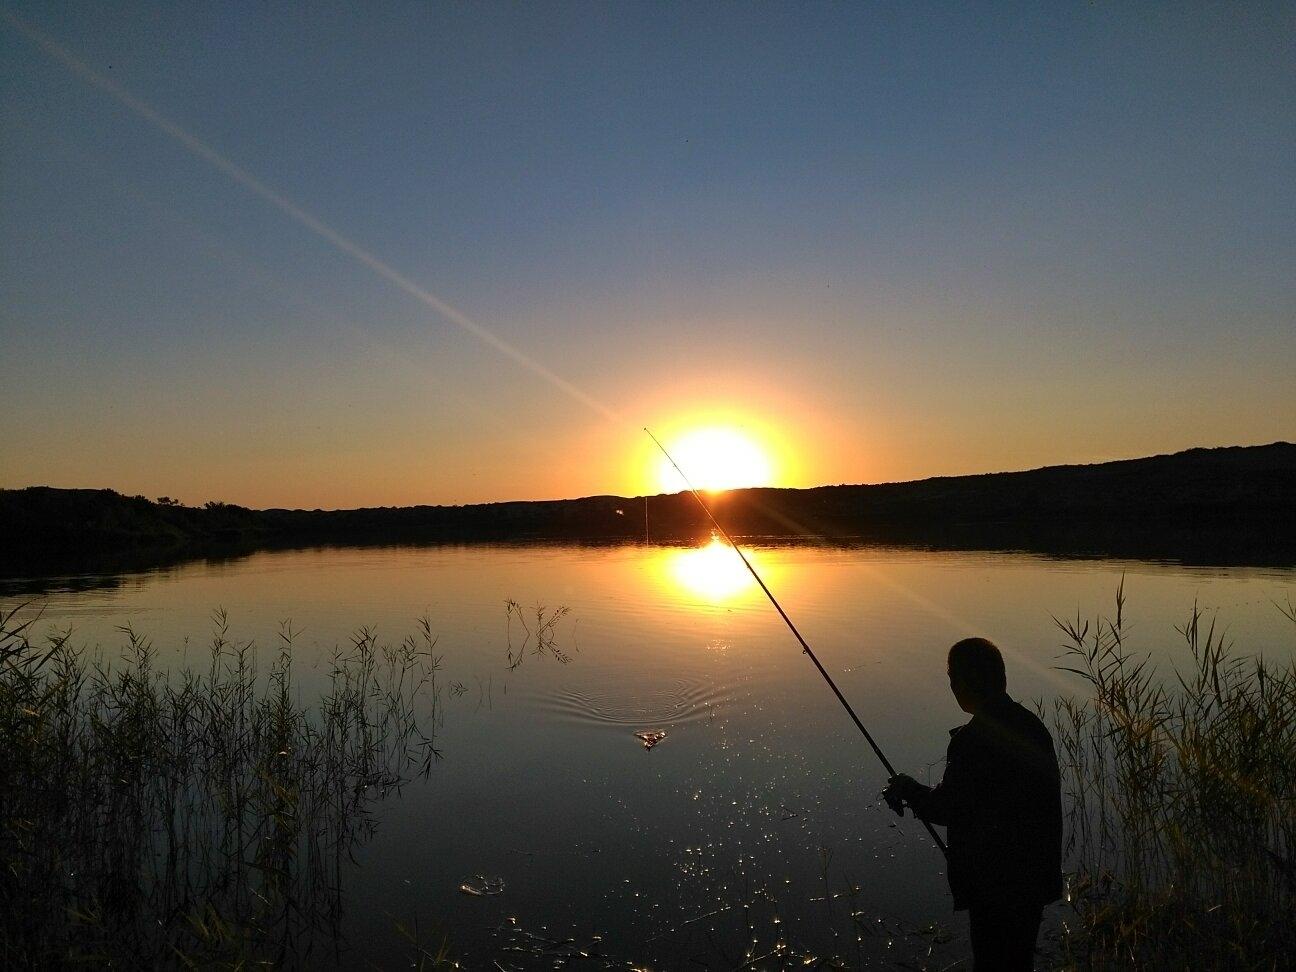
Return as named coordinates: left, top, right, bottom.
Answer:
left=2, top=2, right=1293, bottom=506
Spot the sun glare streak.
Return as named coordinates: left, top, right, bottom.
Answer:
left=0, top=9, right=622, bottom=427
left=854, top=562, right=1076, bottom=695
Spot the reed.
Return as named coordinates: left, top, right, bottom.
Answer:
left=0, top=603, right=442, bottom=967
left=1050, top=582, right=1296, bottom=970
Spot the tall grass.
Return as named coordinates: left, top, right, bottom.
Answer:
left=0, top=604, right=442, bottom=967
left=1051, top=583, right=1296, bottom=970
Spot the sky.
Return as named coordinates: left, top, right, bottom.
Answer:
left=2, top=2, right=1293, bottom=508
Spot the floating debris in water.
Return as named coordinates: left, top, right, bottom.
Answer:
left=459, top=875, right=506, bottom=896
left=634, top=730, right=667, bottom=750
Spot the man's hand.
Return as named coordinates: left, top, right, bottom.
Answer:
left=882, top=774, right=924, bottom=817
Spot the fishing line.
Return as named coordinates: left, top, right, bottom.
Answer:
left=646, top=428, right=948, bottom=857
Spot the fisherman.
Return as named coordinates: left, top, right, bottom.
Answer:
left=882, top=638, right=1063, bottom=972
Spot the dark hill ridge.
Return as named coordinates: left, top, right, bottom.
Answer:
left=3, top=442, right=1294, bottom=574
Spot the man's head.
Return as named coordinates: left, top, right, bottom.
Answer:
left=947, top=637, right=1006, bottom=713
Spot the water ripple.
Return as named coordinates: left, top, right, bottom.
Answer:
left=535, top=675, right=728, bottom=727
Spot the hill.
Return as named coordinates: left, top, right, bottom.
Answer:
left=3, top=442, right=1294, bottom=574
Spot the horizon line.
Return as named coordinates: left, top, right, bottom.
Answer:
left=5, top=439, right=1290, bottom=514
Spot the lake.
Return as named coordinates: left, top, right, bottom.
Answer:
left=5, top=540, right=1294, bottom=968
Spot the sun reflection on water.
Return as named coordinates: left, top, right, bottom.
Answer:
left=663, top=535, right=759, bottom=604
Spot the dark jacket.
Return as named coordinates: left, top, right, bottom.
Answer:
left=910, top=693, right=1063, bottom=910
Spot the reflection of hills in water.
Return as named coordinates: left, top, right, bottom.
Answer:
left=538, top=674, right=728, bottom=727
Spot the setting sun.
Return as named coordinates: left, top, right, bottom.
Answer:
left=656, top=426, right=773, bottom=493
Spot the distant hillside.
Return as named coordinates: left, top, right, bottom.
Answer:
left=3, top=442, right=1294, bottom=573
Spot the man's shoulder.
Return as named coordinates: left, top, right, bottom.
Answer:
left=1005, top=698, right=1054, bottom=742
left=964, top=697, right=1055, bottom=751
left=982, top=694, right=1049, bottom=728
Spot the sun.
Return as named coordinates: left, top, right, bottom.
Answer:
left=657, top=426, right=773, bottom=492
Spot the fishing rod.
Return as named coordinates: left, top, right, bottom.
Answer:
left=645, top=428, right=948, bottom=857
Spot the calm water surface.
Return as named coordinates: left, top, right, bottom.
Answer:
left=7, top=541, right=1295, bottom=967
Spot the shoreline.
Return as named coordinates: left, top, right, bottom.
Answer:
left=5, top=441, right=1294, bottom=578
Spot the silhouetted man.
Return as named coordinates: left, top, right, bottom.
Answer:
left=883, top=638, right=1062, bottom=972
